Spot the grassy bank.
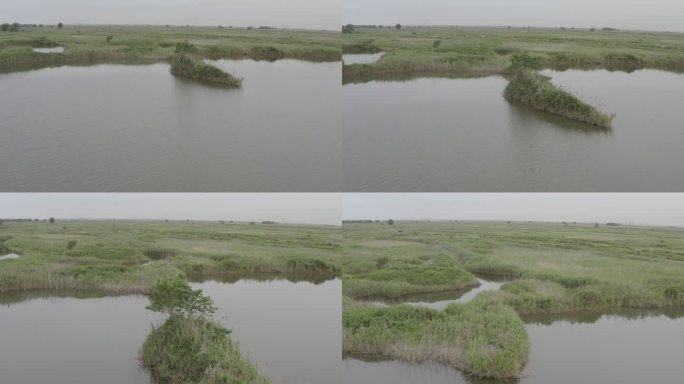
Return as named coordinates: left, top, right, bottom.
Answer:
left=343, top=300, right=528, bottom=379
left=0, top=25, right=341, bottom=72
left=0, top=220, right=340, bottom=293
left=342, top=26, right=684, bottom=81
left=170, top=53, right=242, bottom=87
left=504, top=70, right=614, bottom=127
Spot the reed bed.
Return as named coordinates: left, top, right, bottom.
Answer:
left=504, top=70, right=614, bottom=127
left=170, top=53, right=242, bottom=87
left=343, top=301, right=528, bottom=379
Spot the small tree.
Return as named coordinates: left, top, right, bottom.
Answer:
left=9, top=22, right=21, bottom=32
left=396, top=23, right=402, bottom=30
left=388, top=219, right=394, bottom=226
left=67, top=240, right=78, bottom=250
left=57, top=22, right=63, bottom=28
left=342, top=24, right=354, bottom=34
left=147, top=277, right=217, bottom=320
left=433, top=40, right=442, bottom=49
left=49, top=217, right=55, bottom=224
left=0, top=23, right=9, bottom=32
left=106, top=35, right=113, bottom=43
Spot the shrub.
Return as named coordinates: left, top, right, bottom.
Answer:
left=147, top=277, right=216, bottom=320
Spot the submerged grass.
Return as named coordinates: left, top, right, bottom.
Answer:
left=504, top=70, right=614, bottom=127
left=343, top=300, right=528, bottom=379
left=170, top=53, right=242, bottom=87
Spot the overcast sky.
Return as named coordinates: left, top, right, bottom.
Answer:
left=0, top=194, right=340, bottom=225
left=343, top=194, right=684, bottom=227
left=0, top=0, right=340, bottom=30
left=344, top=0, right=684, bottom=32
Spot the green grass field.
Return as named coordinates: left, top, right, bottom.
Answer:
left=0, top=25, right=341, bottom=71
left=342, top=220, right=684, bottom=379
left=0, top=220, right=340, bottom=293
left=343, top=26, right=684, bottom=80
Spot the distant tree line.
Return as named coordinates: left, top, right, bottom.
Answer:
left=341, top=23, right=403, bottom=33
left=0, top=217, right=55, bottom=223
left=342, top=219, right=395, bottom=225
left=1, top=22, right=64, bottom=31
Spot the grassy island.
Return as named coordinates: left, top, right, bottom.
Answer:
left=170, top=53, right=242, bottom=87
left=504, top=70, right=614, bottom=127
left=140, top=278, right=269, bottom=384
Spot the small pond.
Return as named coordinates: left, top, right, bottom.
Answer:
left=343, top=53, right=384, bottom=64
left=32, top=47, right=65, bottom=53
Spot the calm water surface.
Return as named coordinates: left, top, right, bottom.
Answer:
left=193, top=277, right=342, bottom=384
left=32, top=47, right=65, bottom=53
left=0, top=277, right=340, bottom=384
left=366, top=277, right=505, bottom=310
left=0, top=253, right=21, bottom=261
left=0, top=292, right=160, bottom=384
left=343, top=53, right=384, bottom=64
left=0, top=59, right=341, bottom=191
left=344, top=70, right=684, bottom=191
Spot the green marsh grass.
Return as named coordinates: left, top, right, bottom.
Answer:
left=342, top=221, right=684, bottom=378
left=343, top=267, right=478, bottom=299
left=504, top=70, right=614, bottom=127
left=170, top=53, right=242, bottom=87
left=343, top=300, right=528, bottom=379
left=0, top=25, right=341, bottom=72
left=0, top=220, right=340, bottom=293
left=140, top=279, right=268, bottom=384
left=141, top=316, right=269, bottom=384
left=341, top=26, right=684, bottom=82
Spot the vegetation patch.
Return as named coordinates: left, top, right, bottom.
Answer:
left=343, top=267, right=478, bottom=299
left=0, top=25, right=341, bottom=72
left=343, top=300, right=528, bottom=379
left=170, top=53, right=242, bottom=88
left=140, top=278, right=269, bottom=384
left=341, top=26, right=684, bottom=83
left=342, top=39, right=381, bottom=54
left=66, top=243, right=146, bottom=262
left=0, top=220, right=339, bottom=292
left=504, top=70, right=614, bottom=127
